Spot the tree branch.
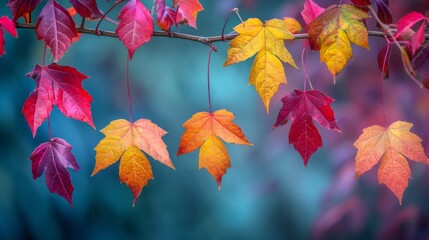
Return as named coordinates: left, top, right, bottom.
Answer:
left=15, top=22, right=429, bottom=47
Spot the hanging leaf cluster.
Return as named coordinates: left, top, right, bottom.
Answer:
left=1, top=0, right=429, bottom=206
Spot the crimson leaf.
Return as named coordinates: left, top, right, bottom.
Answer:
left=374, top=0, right=392, bottom=27
left=274, top=90, right=340, bottom=165
left=22, top=63, right=94, bottom=137
left=0, top=16, right=18, bottom=57
left=69, top=0, right=103, bottom=19
left=30, top=138, right=80, bottom=205
left=377, top=45, right=390, bottom=79
left=7, top=0, right=42, bottom=22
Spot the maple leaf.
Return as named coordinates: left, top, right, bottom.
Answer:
left=156, top=0, right=177, bottom=31
left=116, top=0, right=154, bottom=59
left=224, top=18, right=297, bottom=112
left=354, top=121, right=429, bottom=204
left=0, top=16, right=18, bottom=57
left=36, top=0, right=78, bottom=62
left=308, top=4, right=369, bottom=78
left=173, top=0, right=203, bottom=28
left=274, top=90, right=340, bottom=166
left=70, top=0, right=103, bottom=19
left=30, top=138, right=80, bottom=205
left=177, top=109, right=252, bottom=188
left=93, top=119, right=174, bottom=205
left=22, top=63, right=94, bottom=137
left=301, top=0, right=324, bottom=25
left=7, top=0, right=42, bottom=22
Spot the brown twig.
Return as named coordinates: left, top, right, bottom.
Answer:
left=16, top=22, right=428, bottom=47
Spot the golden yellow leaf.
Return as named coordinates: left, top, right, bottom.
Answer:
left=308, top=4, right=369, bottom=77
left=354, top=121, right=429, bottom=204
left=93, top=119, right=174, bottom=205
left=224, top=18, right=297, bottom=112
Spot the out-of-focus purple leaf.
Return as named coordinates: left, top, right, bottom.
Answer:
left=411, top=44, right=429, bottom=89
left=313, top=198, right=366, bottom=240
left=378, top=207, right=429, bottom=240
left=375, top=0, right=392, bottom=27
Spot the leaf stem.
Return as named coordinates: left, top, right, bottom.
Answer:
left=151, top=0, right=157, bottom=18
left=221, top=9, right=236, bottom=41
left=95, top=0, right=125, bottom=35
left=126, top=55, right=133, bottom=123
left=207, top=46, right=216, bottom=113
left=79, top=17, right=85, bottom=29
left=233, top=8, right=244, bottom=25
left=47, top=116, right=52, bottom=140
left=301, top=42, right=313, bottom=91
left=42, top=44, right=47, bottom=66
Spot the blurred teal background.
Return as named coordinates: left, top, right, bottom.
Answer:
left=1, top=0, right=429, bottom=239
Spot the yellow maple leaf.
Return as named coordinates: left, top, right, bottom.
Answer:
left=354, top=121, right=429, bottom=204
left=93, top=119, right=174, bottom=205
left=224, top=18, right=298, bottom=112
left=308, top=4, right=369, bottom=78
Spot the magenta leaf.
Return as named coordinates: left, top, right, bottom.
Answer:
left=36, top=0, right=78, bottom=62
left=301, top=0, right=325, bottom=25
left=156, top=0, right=177, bottom=31
left=22, top=63, right=94, bottom=137
left=0, top=16, right=18, bottom=57
left=70, top=0, right=103, bottom=19
left=395, top=12, right=427, bottom=38
left=117, top=0, right=154, bottom=59
left=410, top=23, right=426, bottom=55
left=30, top=138, right=80, bottom=205
left=7, top=0, right=42, bottom=22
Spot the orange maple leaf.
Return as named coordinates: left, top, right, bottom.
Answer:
left=177, top=109, right=252, bottom=188
left=93, top=119, right=174, bottom=205
left=354, top=121, right=429, bottom=204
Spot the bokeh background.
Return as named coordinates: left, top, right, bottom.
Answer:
left=1, top=0, right=429, bottom=239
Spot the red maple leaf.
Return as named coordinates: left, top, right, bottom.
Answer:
left=30, top=138, right=80, bottom=205
left=117, top=0, right=154, bottom=59
left=274, top=90, right=340, bottom=165
left=70, top=0, right=103, bottom=19
left=22, top=63, right=94, bottom=137
left=173, top=0, right=203, bottom=28
left=156, top=0, right=177, bottom=31
left=36, top=0, right=78, bottom=62
left=7, top=0, right=42, bottom=22
left=0, top=16, right=18, bottom=57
